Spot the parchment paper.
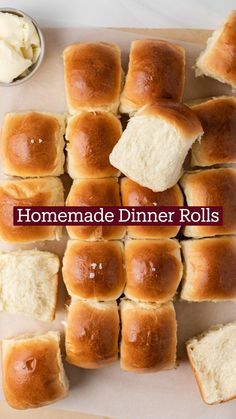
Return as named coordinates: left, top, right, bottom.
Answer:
left=0, top=27, right=235, bottom=419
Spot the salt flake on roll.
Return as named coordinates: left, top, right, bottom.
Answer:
left=110, top=100, right=203, bottom=192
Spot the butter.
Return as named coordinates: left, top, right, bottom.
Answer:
left=0, top=40, right=32, bottom=83
left=0, top=12, right=41, bottom=83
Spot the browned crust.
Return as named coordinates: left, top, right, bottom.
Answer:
left=62, top=240, right=125, bottom=300
left=1, top=112, right=65, bottom=177
left=65, top=300, right=119, bottom=368
left=181, top=236, right=236, bottom=301
left=120, top=39, right=185, bottom=112
left=198, top=11, right=236, bottom=88
left=120, top=300, right=177, bottom=372
left=2, top=334, right=67, bottom=409
left=191, top=97, right=236, bottom=166
left=125, top=239, right=182, bottom=302
left=138, top=100, right=203, bottom=142
left=63, top=42, right=122, bottom=112
left=66, top=111, right=122, bottom=178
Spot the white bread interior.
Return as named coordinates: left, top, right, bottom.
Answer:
left=186, top=322, right=236, bottom=404
left=0, top=249, right=59, bottom=322
left=110, top=113, right=201, bottom=192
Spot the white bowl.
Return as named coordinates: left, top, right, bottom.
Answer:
left=0, top=8, right=45, bottom=86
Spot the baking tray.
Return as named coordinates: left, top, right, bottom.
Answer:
left=0, top=27, right=235, bottom=419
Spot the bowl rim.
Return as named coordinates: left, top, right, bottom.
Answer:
left=0, top=7, right=45, bottom=87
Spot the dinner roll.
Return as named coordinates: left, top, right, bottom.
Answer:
left=186, top=322, right=236, bottom=404
left=180, top=168, right=236, bottom=237
left=63, top=240, right=125, bottom=300
left=0, top=249, right=59, bottom=321
left=120, top=39, right=185, bottom=114
left=125, top=240, right=182, bottom=302
left=191, top=96, right=236, bottom=167
left=121, top=177, right=183, bottom=238
left=65, top=300, right=119, bottom=368
left=0, top=177, right=64, bottom=243
left=196, top=11, right=236, bottom=89
left=181, top=236, right=236, bottom=302
left=66, top=111, right=122, bottom=178
left=63, top=42, right=122, bottom=114
left=110, top=101, right=203, bottom=192
left=120, top=300, right=177, bottom=373
left=2, top=331, right=69, bottom=409
left=66, top=178, right=125, bottom=240
left=1, top=112, right=65, bottom=177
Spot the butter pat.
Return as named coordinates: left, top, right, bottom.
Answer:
left=0, top=40, right=32, bottom=83
left=0, top=12, right=41, bottom=83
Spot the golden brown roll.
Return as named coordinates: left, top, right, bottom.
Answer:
left=180, top=168, right=236, bottom=238
left=66, top=178, right=125, bottom=240
left=1, top=112, right=65, bottom=177
left=65, top=300, right=119, bottom=368
left=63, top=42, right=122, bottom=114
left=191, top=97, right=236, bottom=167
left=62, top=240, right=125, bottom=300
left=125, top=239, right=182, bottom=302
left=196, top=11, right=236, bottom=89
left=181, top=236, right=236, bottom=301
left=66, top=111, right=122, bottom=178
left=121, top=177, right=183, bottom=238
left=0, top=177, right=64, bottom=243
left=2, top=331, right=69, bottom=409
left=120, top=300, right=177, bottom=373
left=120, top=39, right=185, bottom=114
